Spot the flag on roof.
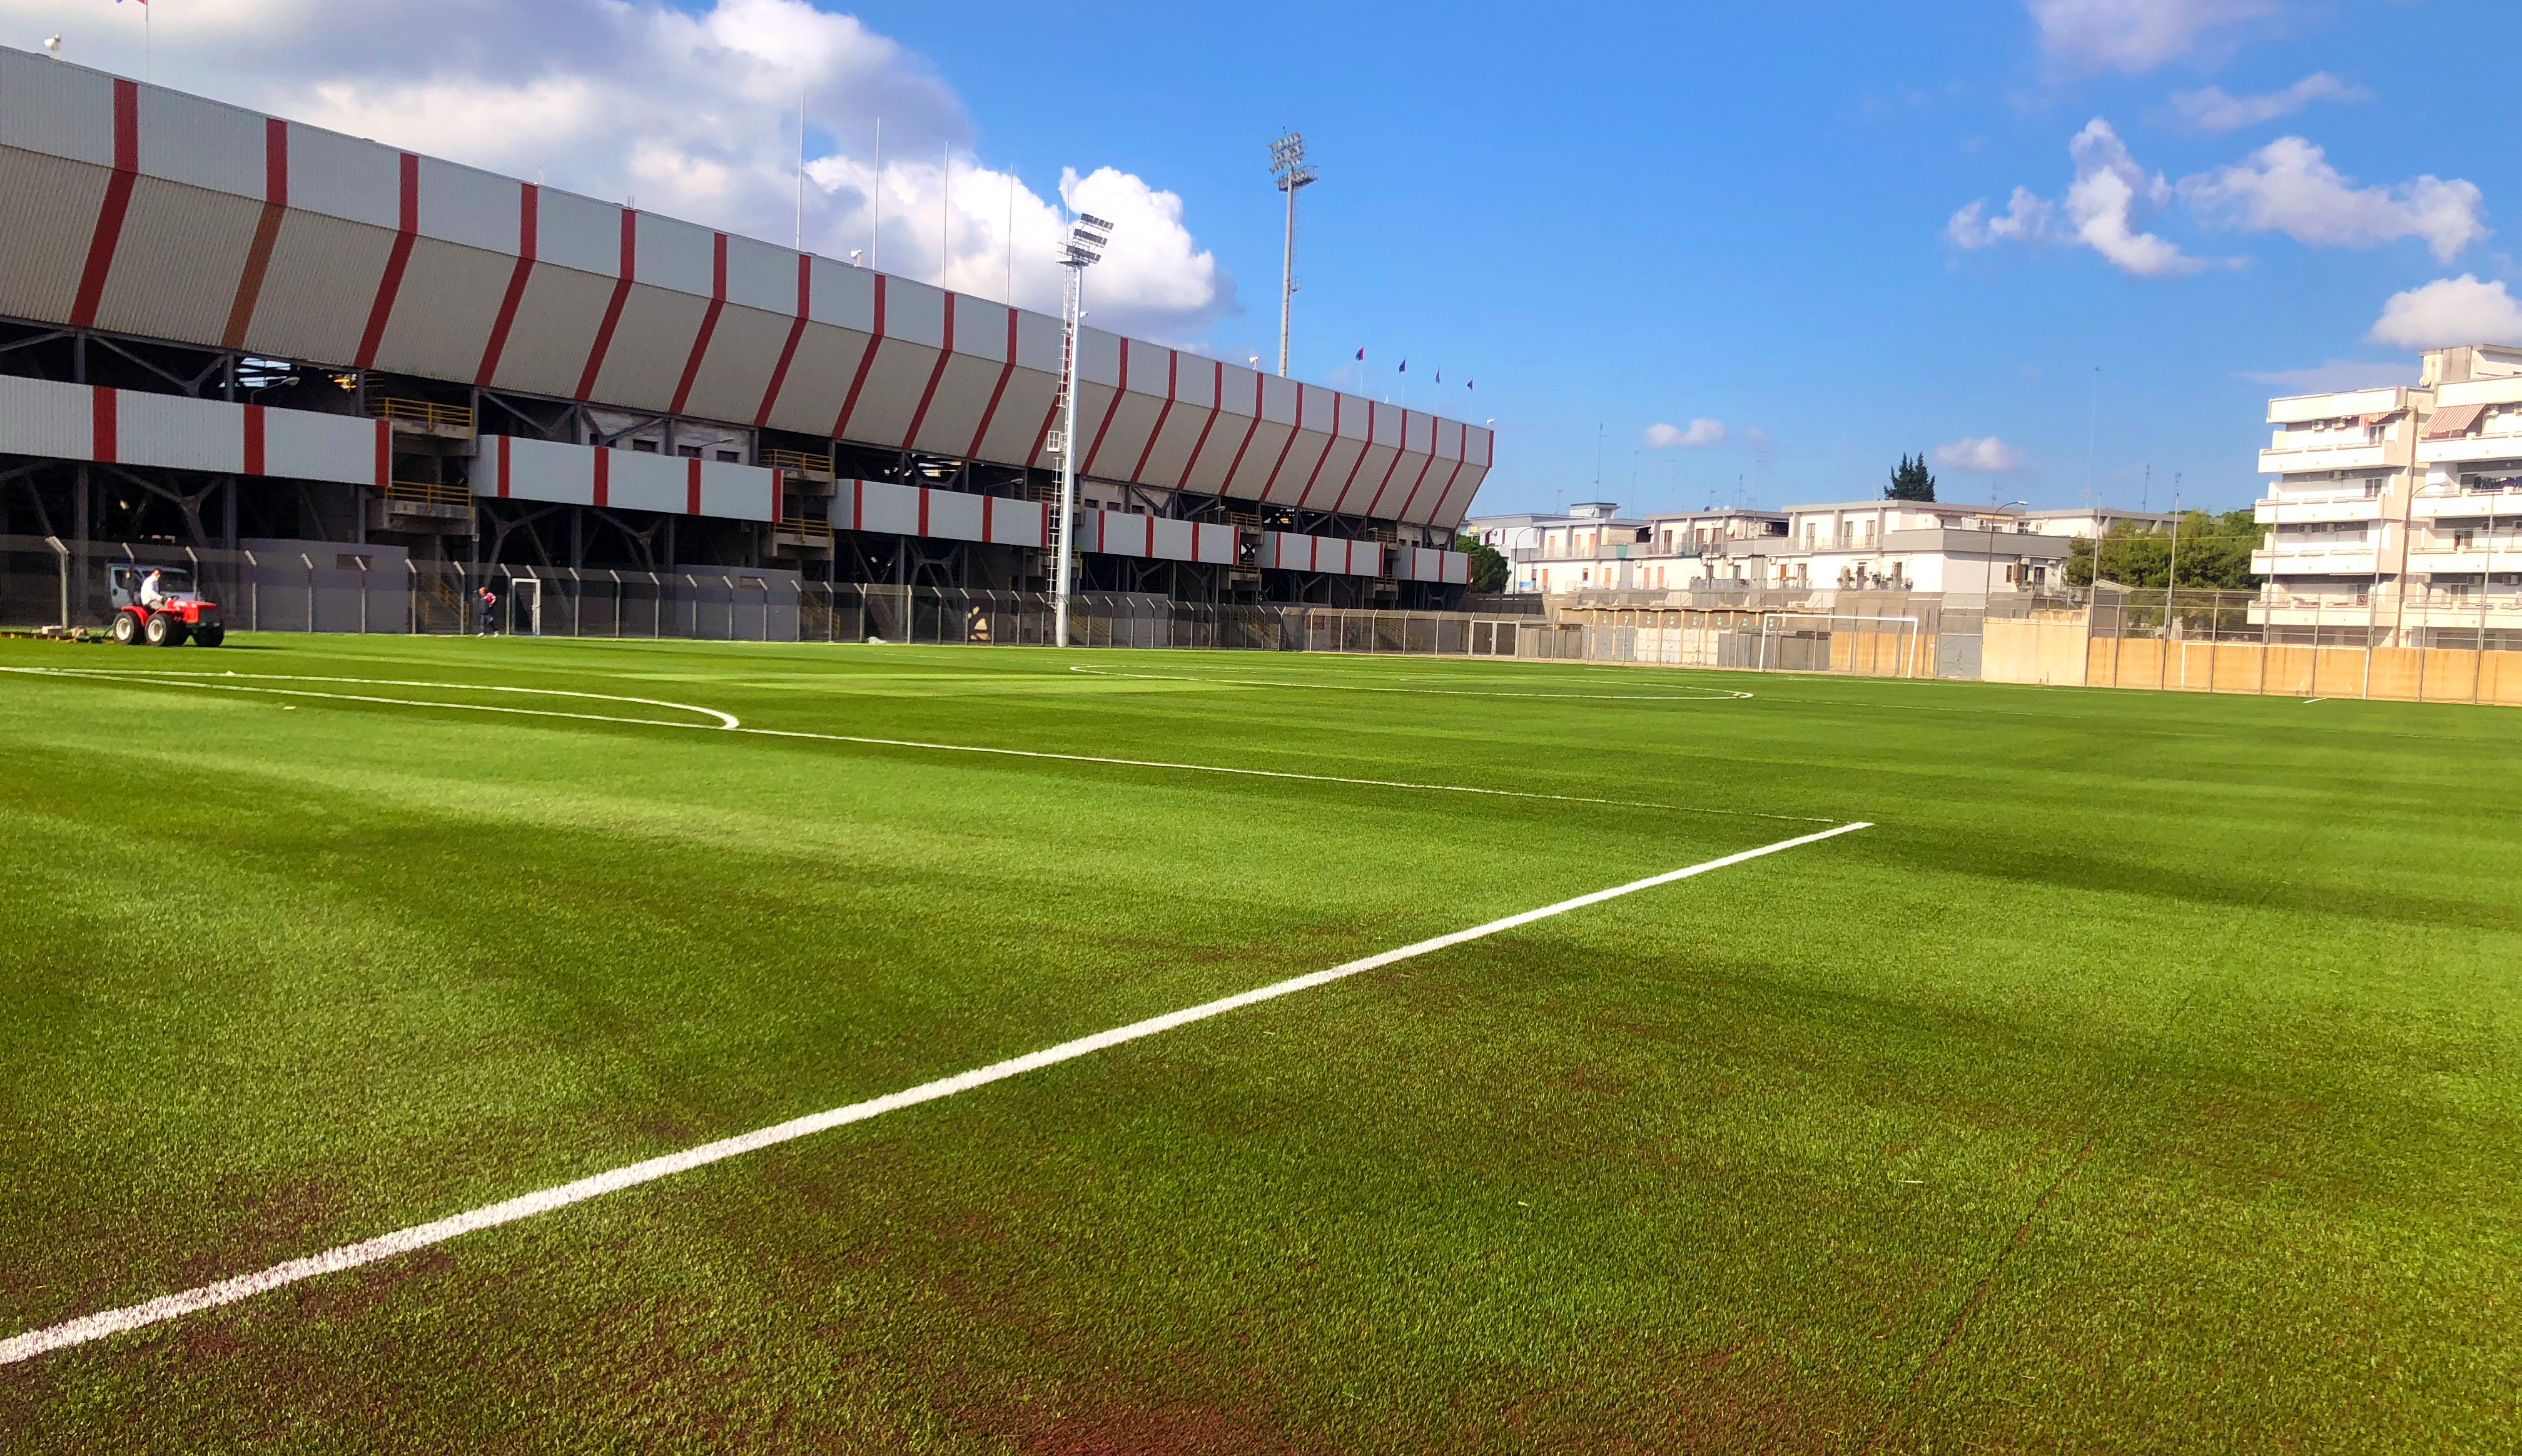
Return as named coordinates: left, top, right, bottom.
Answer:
left=1399, top=359, right=1407, bottom=373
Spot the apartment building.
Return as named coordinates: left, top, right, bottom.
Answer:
left=2408, top=345, right=2522, bottom=648
left=1746, top=500, right=2072, bottom=592
left=2024, top=508, right=2175, bottom=540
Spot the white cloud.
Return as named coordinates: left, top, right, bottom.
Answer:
left=2180, top=137, right=2486, bottom=262
left=1947, top=187, right=2055, bottom=249
left=2368, top=276, right=2522, bottom=350
left=1644, top=419, right=1727, bottom=448
left=2165, top=73, right=2365, bottom=133
left=1933, top=437, right=2030, bottom=473
left=2062, top=119, right=2201, bottom=276
left=10, top=0, right=1233, bottom=341
left=2027, top=0, right=2279, bottom=74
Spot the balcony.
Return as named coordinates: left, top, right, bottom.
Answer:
left=2414, top=433, right=2522, bottom=466
left=2408, top=545, right=2522, bottom=574
left=2254, top=547, right=2379, bottom=575
left=2259, top=442, right=2386, bottom=474
left=365, top=395, right=477, bottom=441
left=2411, top=490, right=2522, bottom=520
left=2254, top=493, right=2384, bottom=524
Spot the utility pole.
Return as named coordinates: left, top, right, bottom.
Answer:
left=1269, top=133, right=1317, bottom=378
left=1051, top=212, right=1116, bottom=649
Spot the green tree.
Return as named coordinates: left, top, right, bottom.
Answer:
left=1456, top=535, right=1510, bottom=594
left=2068, top=510, right=2262, bottom=589
left=1885, top=453, right=1937, bottom=502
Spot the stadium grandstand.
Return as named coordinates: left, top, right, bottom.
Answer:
left=0, top=46, right=1484, bottom=630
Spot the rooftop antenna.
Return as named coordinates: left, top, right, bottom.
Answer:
left=1268, top=131, right=1317, bottom=377
left=1050, top=210, right=1117, bottom=650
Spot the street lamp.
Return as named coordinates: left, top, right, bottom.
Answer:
left=1050, top=211, right=1115, bottom=649
left=1269, top=132, right=1317, bottom=378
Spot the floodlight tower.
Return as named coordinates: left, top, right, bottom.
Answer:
left=1269, top=132, right=1316, bottom=378
left=1051, top=211, right=1115, bottom=647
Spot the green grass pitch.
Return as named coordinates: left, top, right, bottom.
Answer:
left=0, top=634, right=2514, bottom=1453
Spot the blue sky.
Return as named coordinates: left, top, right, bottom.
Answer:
left=835, top=0, right=2507, bottom=518
left=14, top=0, right=2508, bottom=517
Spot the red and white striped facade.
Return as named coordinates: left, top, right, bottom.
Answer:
left=0, top=48, right=1493, bottom=533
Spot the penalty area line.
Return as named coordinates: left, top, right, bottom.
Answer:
left=0, top=821, right=1871, bottom=1369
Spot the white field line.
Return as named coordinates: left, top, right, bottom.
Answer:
left=0, top=821, right=1871, bottom=1368
left=2303, top=697, right=2329, bottom=704
left=0, top=667, right=737, bottom=729
left=4, top=667, right=1836, bottom=824
left=1068, top=665, right=1753, bottom=701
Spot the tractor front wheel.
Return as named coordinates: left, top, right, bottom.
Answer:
left=143, top=611, right=188, bottom=647
left=191, top=623, right=226, bottom=648
left=110, top=611, right=141, bottom=645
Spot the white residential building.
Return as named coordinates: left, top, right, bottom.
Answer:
left=1746, top=500, right=2072, bottom=592
left=2023, top=507, right=2175, bottom=541
left=2408, top=344, right=2522, bottom=648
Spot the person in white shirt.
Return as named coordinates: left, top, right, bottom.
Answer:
left=139, top=570, right=168, bottom=609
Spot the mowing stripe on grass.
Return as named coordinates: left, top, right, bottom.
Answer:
left=0, top=821, right=1872, bottom=1368
left=1065, top=665, right=1755, bottom=701
left=3, top=666, right=1837, bottom=823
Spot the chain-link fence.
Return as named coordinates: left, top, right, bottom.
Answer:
left=7, top=536, right=2516, bottom=705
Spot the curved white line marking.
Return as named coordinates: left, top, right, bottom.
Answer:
left=0, top=821, right=1871, bottom=1369
left=1065, top=665, right=1753, bottom=701
left=0, top=667, right=739, bottom=730
left=5, top=666, right=1830, bottom=823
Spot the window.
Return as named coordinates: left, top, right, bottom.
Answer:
left=630, top=439, right=659, bottom=453
left=716, top=450, right=741, bottom=463
left=677, top=445, right=702, bottom=459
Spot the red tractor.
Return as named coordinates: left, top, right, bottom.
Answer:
left=107, top=563, right=226, bottom=647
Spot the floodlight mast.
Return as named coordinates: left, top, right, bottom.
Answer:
left=1051, top=212, right=1115, bottom=648
left=1269, top=132, right=1316, bottom=378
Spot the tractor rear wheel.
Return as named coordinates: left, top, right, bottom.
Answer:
left=143, top=611, right=187, bottom=647
left=192, top=623, right=226, bottom=647
left=110, top=611, right=141, bottom=645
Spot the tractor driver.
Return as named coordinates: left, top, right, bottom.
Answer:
left=139, top=569, right=169, bottom=610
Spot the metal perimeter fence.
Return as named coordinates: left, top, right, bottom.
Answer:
left=4, top=536, right=2515, bottom=706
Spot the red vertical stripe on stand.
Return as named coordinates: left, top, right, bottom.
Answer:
left=850, top=480, right=863, bottom=532
left=1258, top=386, right=1308, bottom=502
left=1143, top=514, right=1155, bottom=559
left=981, top=494, right=995, bottom=543
left=592, top=448, right=609, bottom=508
left=89, top=388, right=118, bottom=464
left=497, top=435, right=512, bottom=498
left=69, top=79, right=140, bottom=328
left=222, top=118, right=289, bottom=350
left=1331, top=404, right=1377, bottom=513
left=1365, top=412, right=1413, bottom=518
left=475, top=183, right=539, bottom=386
left=353, top=153, right=421, bottom=370
left=242, top=405, right=266, bottom=476
left=372, top=419, right=391, bottom=488
left=667, top=233, right=729, bottom=415
left=829, top=275, right=888, bottom=438
left=916, top=487, right=931, bottom=538
left=683, top=457, right=701, bottom=514
left=1295, top=395, right=1342, bottom=508
left=754, top=255, right=813, bottom=428
left=576, top=210, right=638, bottom=400
left=1219, top=372, right=1267, bottom=493
left=769, top=467, right=782, bottom=524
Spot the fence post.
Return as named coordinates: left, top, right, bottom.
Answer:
left=355, top=555, right=370, bottom=634
left=300, top=553, right=317, bottom=634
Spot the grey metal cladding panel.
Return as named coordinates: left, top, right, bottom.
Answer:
left=976, top=368, right=1059, bottom=464
left=0, top=50, right=113, bottom=166
left=1258, top=373, right=1299, bottom=425
left=1333, top=442, right=1400, bottom=515
left=633, top=213, right=713, bottom=295
left=489, top=263, right=615, bottom=397
left=1172, top=356, right=1218, bottom=410
left=537, top=190, right=620, bottom=276
left=1075, top=328, right=1120, bottom=389
left=246, top=212, right=396, bottom=366
left=760, top=321, right=871, bottom=435
left=949, top=296, right=1009, bottom=365
left=1431, top=463, right=1487, bottom=528
left=374, top=239, right=513, bottom=383
left=723, top=234, right=793, bottom=315
left=0, top=150, right=109, bottom=324
left=1296, top=437, right=1366, bottom=510
left=807, top=256, right=874, bottom=331
left=1013, top=308, right=1062, bottom=372
left=1178, top=405, right=1247, bottom=495
left=675, top=304, right=790, bottom=424
left=1123, top=343, right=1172, bottom=397
left=1135, top=402, right=1208, bottom=488
left=586, top=285, right=710, bottom=412
left=136, top=87, right=261, bottom=196
left=286, top=124, right=399, bottom=230
left=908, top=353, right=1001, bottom=455
left=1265, top=427, right=1334, bottom=504
left=91, top=179, right=260, bottom=345
left=416, top=158, right=516, bottom=254
left=1212, top=360, right=1258, bottom=418
left=883, top=278, right=944, bottom=350
left=1080, top=389, right=1156, bottom=477
left=1222, top=418, right=1293, bottom=499
left=840, top=337, right=941, bottom=448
